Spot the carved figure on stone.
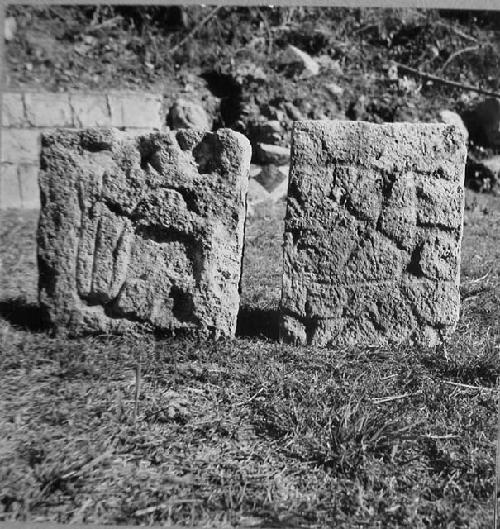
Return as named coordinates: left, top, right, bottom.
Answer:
left=280, top=120, right=467, bottom=347
left=37, top=127, right=251, bottom=337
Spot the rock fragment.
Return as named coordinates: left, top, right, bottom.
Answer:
left=280, top=45, right=320, bottom=78
left=167, top=98, right=211, bottom=130
left=4, top=17, right=17, bottom=41
left=255, top=144, right=290, bottom=165
left=254, top=165, right=289, bottom=194
left=439, top=110, right=468, bottom=140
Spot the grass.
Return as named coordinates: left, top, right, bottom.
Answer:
left=0, top=189, right=499, bottom=528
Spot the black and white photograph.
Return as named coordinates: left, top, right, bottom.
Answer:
left=1, top=3, right=500, bottom=528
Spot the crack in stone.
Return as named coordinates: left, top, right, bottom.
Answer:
left=416, top=220, right=458, bottom=231
left=109, top=222, right=132, bottom=299
left=74, top=181, right=87, bottom=295
left=105, top=95, right=112, bottom=124
left=365, top=305, right=387, bottom=334
left=103, top=198, right=139, bottom=221
left=174, top=186, right=202, bottom=215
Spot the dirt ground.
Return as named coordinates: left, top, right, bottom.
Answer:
left=5, top=7, right=500, bottom=135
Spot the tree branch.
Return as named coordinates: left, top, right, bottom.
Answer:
left=394, top=62, right=500, bottom=99
left=171, top=6, right=222, bottom=54
left=440, top=45, right=480, bottom=73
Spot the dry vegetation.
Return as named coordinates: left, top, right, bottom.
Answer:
left=6, top=6, right=500, bottom=127
left=1, top=188, right=500, bottom=527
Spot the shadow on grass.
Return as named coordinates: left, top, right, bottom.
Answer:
left=0, top=297, right=44, bottom=332
left=417, top=343, right=499, bottom=386
left=236, top=306, right=279, bottom=340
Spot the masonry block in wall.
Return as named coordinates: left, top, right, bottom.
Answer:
left=1, top=129, right=40, bottom=164
left=0, top=163, right=22, bottom=208
left=108, top=94, right=163, bottom=129
left=71, top=94, right=112, bottom=127
left=280, top=120, right=467, bottom=348
left=2, top=93, right=26, bottom=127
left=25, top=93, right=74, bottom=127
left=18, top=163, right=40, bottom=208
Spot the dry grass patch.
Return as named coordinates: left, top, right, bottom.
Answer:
left=0, top=190, right=499, bottom=527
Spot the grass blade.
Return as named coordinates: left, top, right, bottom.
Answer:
left=134, top=361, right=141, bottom=424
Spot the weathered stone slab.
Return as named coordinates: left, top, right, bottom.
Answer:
left=168, top=98, right=211, bottom=131
left=38, top=128, right=251, bottom=337
left=280, top=120, right=467, bottom=347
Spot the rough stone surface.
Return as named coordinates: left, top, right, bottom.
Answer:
left=167, top=98, right=211, bottom=131
left=280, top=120, right=467, bottom=347
left=38, top=127, right=251, bottom=337
left=439, top=110, right=468, bottom=139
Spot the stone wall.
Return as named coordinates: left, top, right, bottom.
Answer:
left=1, top=92, right=165, bottom=209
